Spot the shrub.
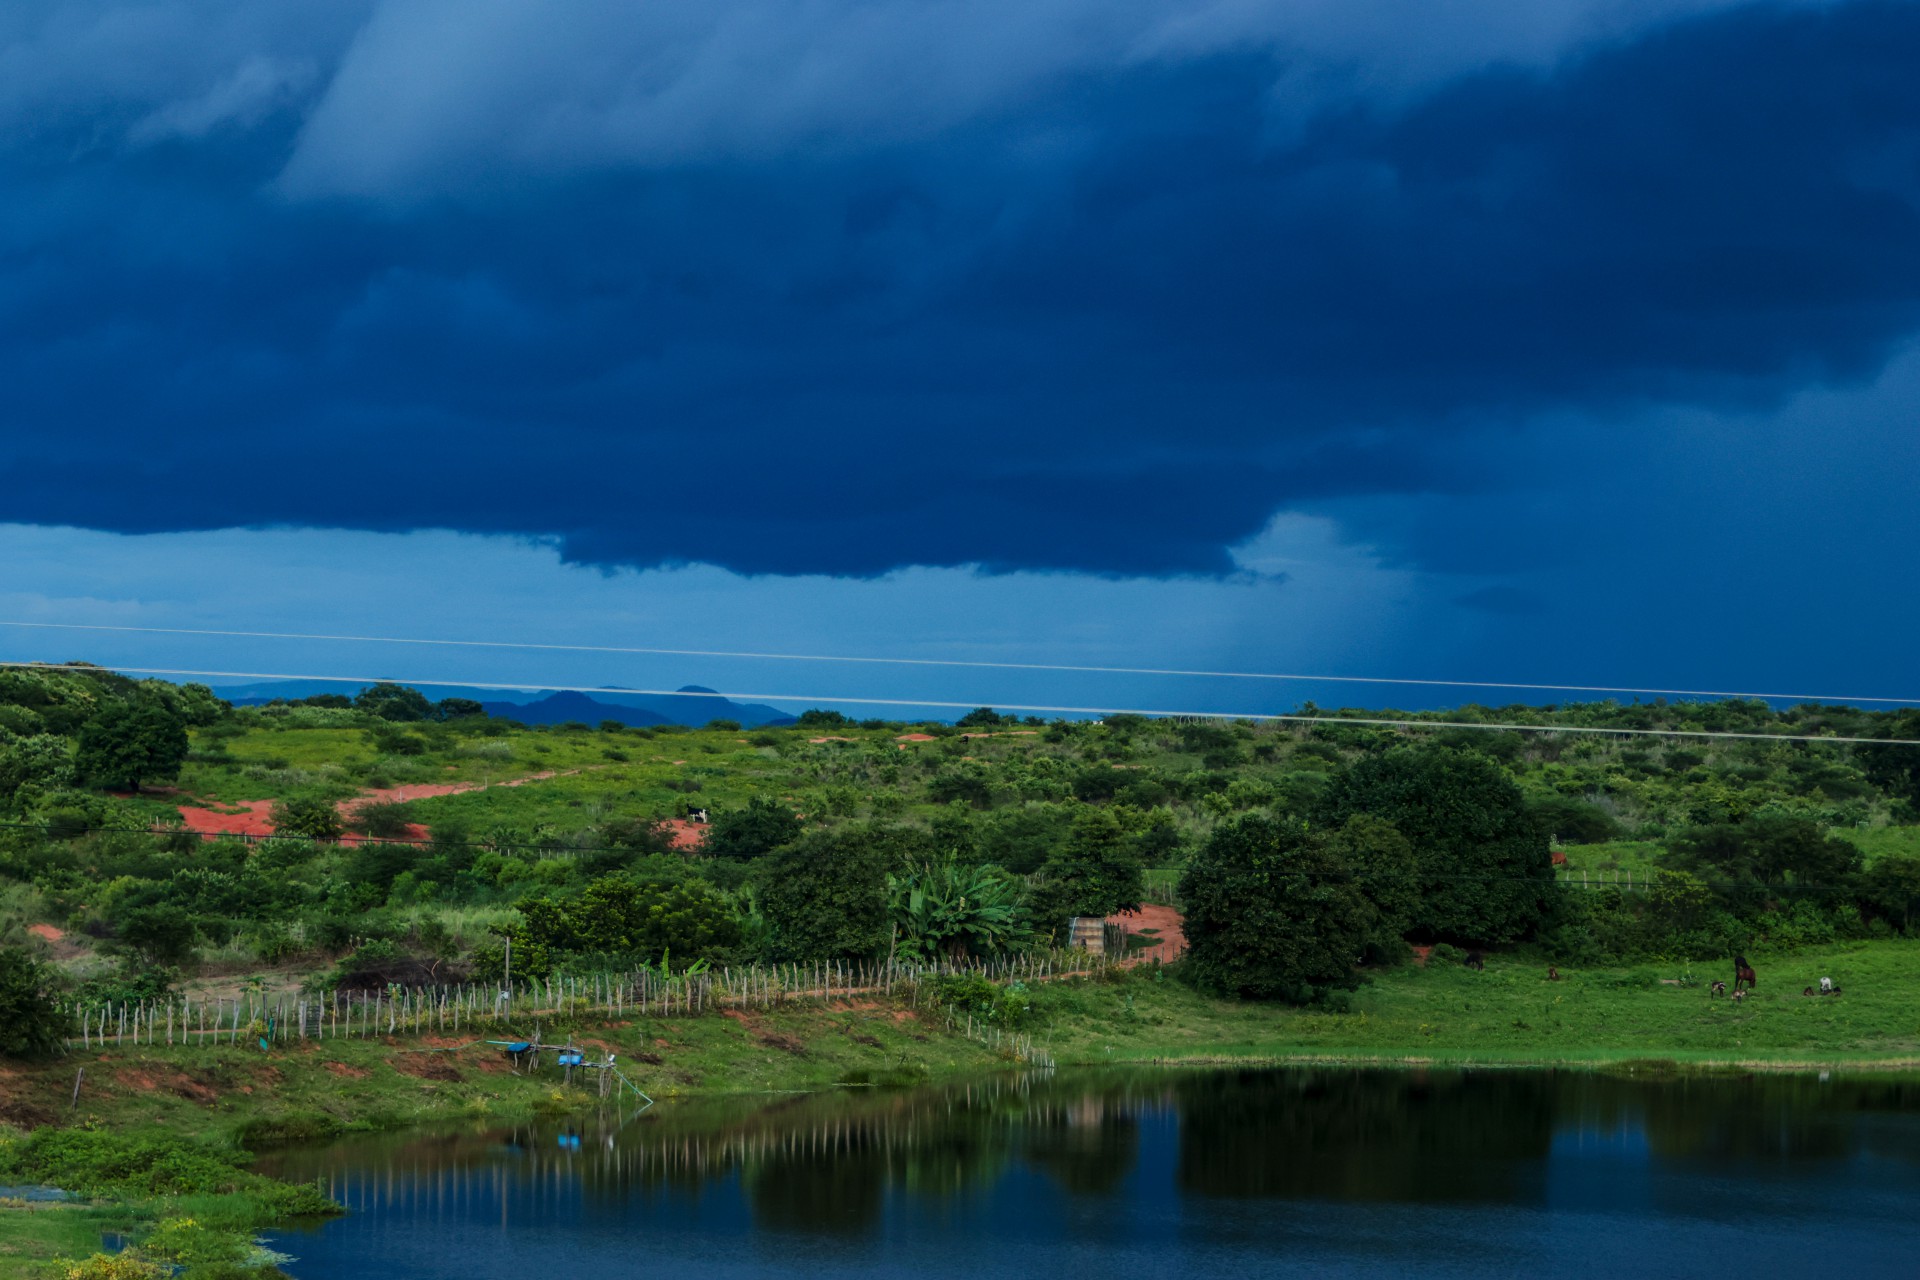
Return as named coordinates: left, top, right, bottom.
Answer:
left=705, top=797, right=803, bottom=860
left=0, top=946, right=72, bottom=1057
left=351, top=800, right=417, bottom=839
left=756, top=826, right=894, bottom=961
left=271, top=796, right=344, bottom=841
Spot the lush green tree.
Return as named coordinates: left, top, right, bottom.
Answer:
left=112, top=904, right=199, bottom=968
left=1180, top=813, right=1384, bottom=1002
left=956, top=707, right=1009, bottom=729
left=1671, top=815, right=1863, bottom=914
left=516, top=874, right=742, bottom=963
left=354, top=683, right=432, bottom=721
left=976, top=804, right=1074, bottom=874
left=72, top=701, right=189, bottom=792
left=0, top=948, right=72, bottom=1058
left=1026, top=809, right=1144, bottom=937
left=755, top=825, right=894, bottom=961
left=0, top=733, right=75, bottom=804
left=796, top=709, right=853, bottom=729
left=1859, top=711, right=1920, bottom=808
left=1333, top=814, right=1421, bottom=960
left=271, top=795, right=345, bottom=841
left=1862, top=854, right=1920, bottom=933
left=435, top=697, right=486, bottom=720
left=1323, top=743, right=1556, bottom=943
left=889, top=860, right=1030, bottom=962
left=707, top=796, right=804, bottom=860
left=1529, top=795, right=1623, bottom=844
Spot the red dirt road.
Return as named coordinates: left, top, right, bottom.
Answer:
left=1105, top=904, right=1187, bottom=965
left=174, top=768, right=598, bottom=841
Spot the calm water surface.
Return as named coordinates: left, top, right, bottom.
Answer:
left=259, top=1068, right=1920, bottom=1278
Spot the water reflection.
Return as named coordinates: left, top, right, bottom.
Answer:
left=261, top=1069, right=1920, bottom=1279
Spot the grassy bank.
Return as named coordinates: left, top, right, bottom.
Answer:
left=1030, top=938, right=1920, bottom=1069
left=7, top=939, right=1920, bottom=1277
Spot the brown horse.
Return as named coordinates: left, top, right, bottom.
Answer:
left=1733, top=954, right=1757, bottom=993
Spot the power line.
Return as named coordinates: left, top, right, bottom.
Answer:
left=6, top=619, right=1918, bottom=707
left=4, top=659, right=1917, bottom=745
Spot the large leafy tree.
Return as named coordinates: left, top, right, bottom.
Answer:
left=706, top=796, right=804, bottom=860
left=1323, top=743, right=1556, bottom=943
left=1859, top=710, right=1920, bottom=808
left=755, top=825, right=895, bottom=961
left=73, top=700, right=189, bottom=792
left=353, top=683, right=433, bottom=721
left=1670, top=815, right=1863, bottom=914
left=516, top=874, right=742, bottom=963
left=1180, top=813, right=1415, bottom=1002
left=0, top=948, right=72, bottom=1058
left=1026, top=809, right=1144, bottom=938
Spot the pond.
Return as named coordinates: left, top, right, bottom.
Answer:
left=258, top=1067, right=1920, bottom=1278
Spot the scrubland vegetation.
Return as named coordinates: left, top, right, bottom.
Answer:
left=4, top=661, right=1920, bottom=1275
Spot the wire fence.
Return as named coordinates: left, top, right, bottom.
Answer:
left=60, top=949, right=1109, bottom=1066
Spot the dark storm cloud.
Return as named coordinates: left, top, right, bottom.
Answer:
left=1, top=0, right=1915, bottom=575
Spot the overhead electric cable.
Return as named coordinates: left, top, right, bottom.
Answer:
left=4, top=619, right=1916, bottom=706
left=3, top=660, right=1914, bottom=745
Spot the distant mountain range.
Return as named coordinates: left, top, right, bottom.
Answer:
left=208, top=680, right=798, bottom=728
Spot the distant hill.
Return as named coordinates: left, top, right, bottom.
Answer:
left=210, top=680, right=798, bottom=728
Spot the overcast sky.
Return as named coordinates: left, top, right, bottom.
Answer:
left=2, top=0, right=1917, bottom=716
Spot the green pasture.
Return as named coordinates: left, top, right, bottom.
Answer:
left=1038, top=939, right=1920, bottom=1067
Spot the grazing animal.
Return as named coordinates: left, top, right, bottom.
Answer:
left=685, top=806, right=710, bottom=824
left=1731, top=989, right=1747, bottom=1003
left=1820, top=976, right=1834, bottom=994
left=1804, top=987, right=1816, bottom=997
left=1463, top=951, right=1486, bottom=971
left=1733, top=954, right=1757, bottom=993
left=1710, top=980, right=1726, bottom=996
left=1823, top=984, right=1843, bottom=997
left=1547, top=966, right=1561, bottom=982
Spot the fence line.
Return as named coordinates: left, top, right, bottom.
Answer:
left=59, top=949, right=1106, bottom=1067
left=1556, top=868, right=1650, bottom=893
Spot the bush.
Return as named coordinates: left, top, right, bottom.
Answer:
left=1179, top=813, right=1414, bottom=1003
left=0, top=946, right=72, bottom=1057
left=271, top=796, right=344, bottom=841
left=757, top=825, right=894, bottom=961
left=706, top=797, right=803, bottom=860
left=351, top=800, right=417, bottom=839
left=1324, top=743, right=1556, bottom=943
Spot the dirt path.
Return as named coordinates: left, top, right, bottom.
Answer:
left=174, top=768, right=601, bottom=840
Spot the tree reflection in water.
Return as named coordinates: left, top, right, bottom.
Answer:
left=257, top=1067, right=1920, bottom=1275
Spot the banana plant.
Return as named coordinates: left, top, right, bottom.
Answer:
left=888, top=859, right=1031, bottom=964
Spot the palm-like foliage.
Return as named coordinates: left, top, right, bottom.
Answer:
left=889, top=860, right=1030, bottom=963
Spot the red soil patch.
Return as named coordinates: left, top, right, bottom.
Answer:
left=662, top=819, right=709, bottom=850
left=1107, top=904, right=1187, bottom=965
left=175, top=767, right=598, bottom=842
left=895, top=733, right=936, bottom=742
left=808, top=736, right=857, bottom=744
left=325, top=1062, right=371, bottom=1078
left=391, top=1053, right=462, bottom=1082
left=176, top=799, right=276, bottom=838
left=1411, top=944, right=1435, bottom=966
left=27, top=924, right=63, bottom=943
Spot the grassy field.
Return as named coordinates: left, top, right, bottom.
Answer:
left=1835, top=824, right=1920, bottom=863
left=1034, top=940, right=1920, bottom=1068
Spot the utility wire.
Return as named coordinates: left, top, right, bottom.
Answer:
left=3, top=659, right=1918, bottom=744
left=6, top=620, right=1918, bottom=707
